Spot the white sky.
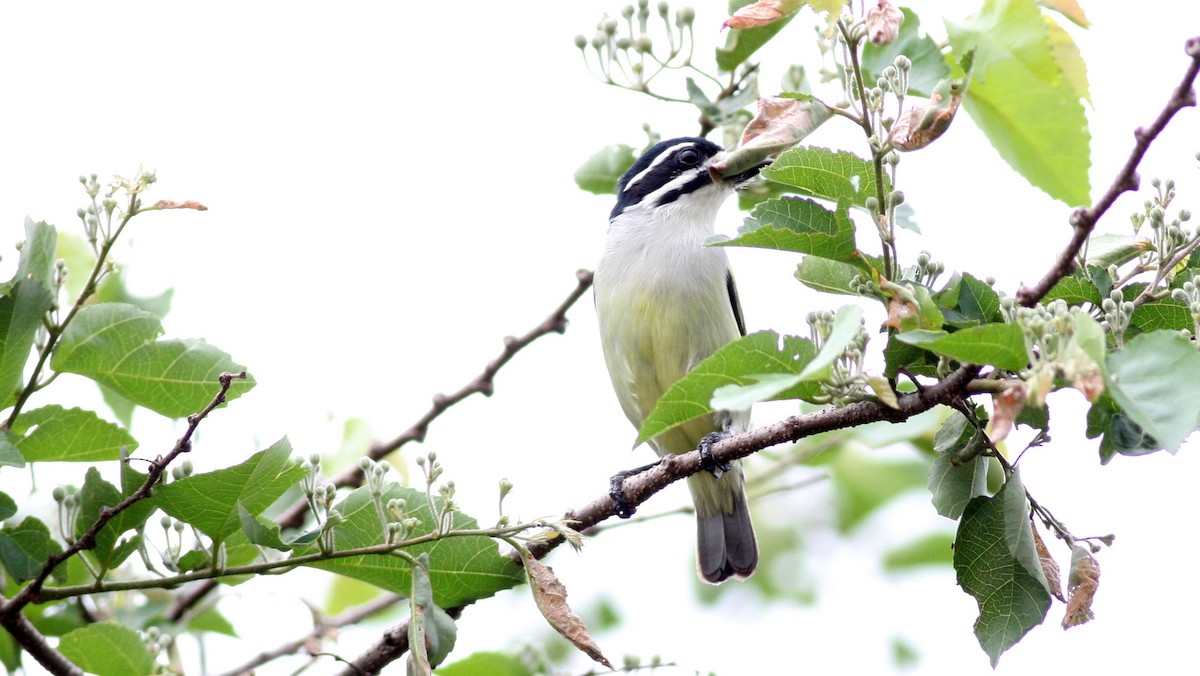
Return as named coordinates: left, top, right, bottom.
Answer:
left=1, top=1, right=1199, bottom=675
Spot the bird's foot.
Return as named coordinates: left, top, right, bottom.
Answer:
left=698, top=431, right=732, bottom=478
left=608, top=460, right=661, bottom=519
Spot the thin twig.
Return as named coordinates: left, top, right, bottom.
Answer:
left=214, top=593, right=405, bottom=676
left=1017, top=37, right=1200, bottom=307
left=0, top=372, right=245, bottom=675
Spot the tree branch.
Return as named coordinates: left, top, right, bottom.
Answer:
left=0, top=372, right=245, bottom=674
left=165, top=270, right=595, bottom=622
left=1017, top=37, right=1200, bottom=307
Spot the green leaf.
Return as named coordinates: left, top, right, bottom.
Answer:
left=828, top=448, right=928, bottom=532
left=1042, top=272, right=1101, bottom=307
left=955, top=273, right=1004, bottom=324
left=16, top=218, right=57, bottom=291
left=10, top=405, right=137, bottom=462
left=1086, top=395, right=1159, bottom=464
left=762, top=147, right=889, bottom=210
left=928, top=412, right=990, bottom=519
left=437, top=651, right=534, bottom=676
left=238, top=502, right=293, bottom=551
left=861, top=8, right=950, bottom=96
left=710, top=306, right=862, bottom=411
left=573, top=145, right=636, bottom=195
left=716, top=1, right=799, bottom=72
left=0, top=491, right=16, bottom=520
left=883, top=532, right=955, bottom=571
left=883, top=333, right=940, bottom=378
left=51, top=302, right=255, bottom=418
left=301, top=485, right=524, bottom=608
left=77, top=467, right=155, bottom=570
left=794, top=255, right=878, bottom=296
left=58, top=623, right=155, bottom=676
left=711, top=197, right=856, bottom=262
left=0, top=279, right=54, bottom=411
left=0, top=517, right=63, bottom=582
left=953, top=470, right=1050, bottom=666
left=1130, top=298, right=1192, bottom=334
left=0, top=431, right=25, bottom=468
left=946, top=0, right=1091, bottom=205
left=637, top=331, right=818, bottom=445
left=186, top=606, right=239, bottom=637
left=1105, top=331, right=1200, bottom=452
left=154, top=438, right=306, bottom=543
left=896, top=323, right=1028, bottom=371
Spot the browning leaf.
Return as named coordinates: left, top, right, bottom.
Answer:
left=1032, top=522, right=1065, bottom=603
left=989, top=384, right=1027, bottom=444
left=524, top=552, right=612, bottom=668
left=1062, top=546, right=1100, bottom=629
left=723, top=0, right=802, bottom=30
left=865, top=0, right=904, bottom=45
left=149, top=199, right=208, bottom=211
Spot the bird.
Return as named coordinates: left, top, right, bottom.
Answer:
left=593, top=136, right=764, bottom=583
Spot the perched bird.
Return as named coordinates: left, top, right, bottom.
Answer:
left=594, top=136, right=764, bottom=583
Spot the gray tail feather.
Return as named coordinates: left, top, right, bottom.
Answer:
left=695, top=488, right=758, bottom=584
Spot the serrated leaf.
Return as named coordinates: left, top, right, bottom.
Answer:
left=0, top=279, right=54, bottom=410
left=861, top=8, right=950, bottom=97
left=1042, top=273, right=1101, bottom=307
left=712, top=197, right=856, bottom=262
left=300, top=485, right=524, bottom=608
left=946, top=0, right=1090, bottom=206
left=58, top=623, right=155, bottom=676
left=954, top=470, right=1051, bottom=666
left=77, top=467, right=154, bottom=569
left=1105, top=331, right=1200, bottom=452
left=929, top=412, right=989, bottom=519
left=1130, top=298, right=1192, bottom=334
left=716, top=1, right=800, bottom=72
left=51, top=302, right=254, bottom=418
left=154, top=438, right=306, bottom=543
left=896, top=323, right=1028, bottom=371
left=0, top=517, right=63, bottom=582
left=762, top=147, right=889, bottom=210
left=955, top=273, right=1003, bottom=324
left=638, top=331, right=818, bottom=445
left=573, top=145, right=636, bottom=196
left=10, top=405, right=137, bottom=462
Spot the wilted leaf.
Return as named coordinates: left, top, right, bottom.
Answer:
left=524, top=552, right=612, bottom=669
left=1032, top=522, right=1065, bottom=602
left=148, top=199, right=207, bottom=211
left=990, top=384, right=1027, bottom=443
left=865, top=0, right=904, bottom=45
left=889, top=73, right=967, bottom=151
left=1062, top=545, right=1099, bottom=628
left=712, top=96, right=832, bottom=177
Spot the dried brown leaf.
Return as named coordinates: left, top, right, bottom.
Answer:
left=989, top=384, right=1027, bottom=444
left=1031, top=521, right=1065, bottom=602
left=889, top=78, right=963, bottom=152
left=524, top=552, right=612, bottom=669
left=865, top=0, right=904, bottom=46
left=1062, top=546, right=1100, bottom=629
left=710, top=96, right=831, bottom=181
left=723, top=0, right=802, bottom=30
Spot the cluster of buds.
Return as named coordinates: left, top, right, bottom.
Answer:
left=808, top=310, right=871, bottom=405
left=1170, top=274, right=1200, bottom=340
left=575, top=1, right=696, bottom=92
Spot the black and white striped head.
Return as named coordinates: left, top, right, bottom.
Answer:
left=610, top=137, right=765, bottom=220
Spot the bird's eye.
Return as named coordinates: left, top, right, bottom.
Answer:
left=677, top=148, right=701, bottom=166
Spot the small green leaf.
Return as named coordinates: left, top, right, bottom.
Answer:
left=77, top=467, right=155, bottom=569
left=946, top=0, right=1091, bottom=205
left=10, top=405, right=137, bottom=462
left=58, top=623, right=155, bottom=676
left=883, top=333, right=940, bottom=378
left=0, top=491, right=16, bottom=520
left=1086, top=395, right=1159, bottom=464
left=1042, top=273, right=1101, bottom=307
left=955, top=273, right=1003, bottom=324
left=762, top=147, right=889, bottom=210
left=711, top=197, right=856, bottom=262
left=1105, top=331, right=1200, bottom=452
left=928, top=412, right=990, bottom=519
left=954, top=470, right=1051, bottom=666
left=51, top=302, right=255, bottom=419
left=154, top=438, right=306, bottom=543
left=301, top=485, right=524, bottom=608
left=238, top=502, right=292, bottom=551
left=794, top=255, right=878, bottom=296
left=0, top=431, right=25, bottom=468
left=573, top=145, right=637, bottom=195
left=0, top=517, right=63, bottom=582
left=896, top=323, right=1028, bottom=371
left=638, top=331, right=818, bottom=445
left=437, top=651, right=534, bottom=676
left=0, top=279, right=54, bottom=411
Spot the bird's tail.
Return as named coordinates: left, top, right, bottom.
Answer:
left=688, top=463, right=758, bottom=583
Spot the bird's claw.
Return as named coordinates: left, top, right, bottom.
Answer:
left=699, top=431, right=732, bottom=478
